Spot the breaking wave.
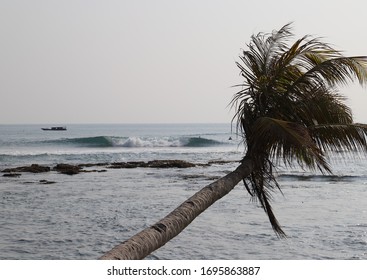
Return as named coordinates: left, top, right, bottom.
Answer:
left=41, top=136, right=224, bottom=148
left=42, top=136, right=114, bottom=147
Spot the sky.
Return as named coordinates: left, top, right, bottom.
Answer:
left=1, top=0, right=367, bottom=124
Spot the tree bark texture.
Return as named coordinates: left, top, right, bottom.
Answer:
left=99, top=158, right=253, bottom=260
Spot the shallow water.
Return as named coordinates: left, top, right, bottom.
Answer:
left=0, top=124, right=366, bottom=259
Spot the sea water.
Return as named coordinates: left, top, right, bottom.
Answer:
left=0, top=124, right=366, bottom=259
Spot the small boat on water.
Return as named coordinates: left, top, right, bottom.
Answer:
left=41, top=126, right=67, bottom=131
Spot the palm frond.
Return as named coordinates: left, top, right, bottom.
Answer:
left=310, top=124, right=367, bottom=153
left=242, top=156, right=286, bottom=237
left=231, top=23, right=367, bottom=237
left=249, top=117, right=331, bottom=172
left=290, top=55, right=367, bottom=92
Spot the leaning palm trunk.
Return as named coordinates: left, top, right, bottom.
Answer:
left=100, top=24, right=367, bottom=260
left=99, top=159, right=253, bottom=260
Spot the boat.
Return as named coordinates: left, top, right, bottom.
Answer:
left=41, top=126, right=67, bottom=131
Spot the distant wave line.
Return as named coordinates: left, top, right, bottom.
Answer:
left=38, top=136, right=227, bottom=148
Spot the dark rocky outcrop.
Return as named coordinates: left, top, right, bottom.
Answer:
left=146, top=160, right=196, bottom=168
left=1, top=159, right=214, bottom=177
left=2, top=164, right=50, bottom=173
left=39, top=179, right=56, bottom=184
left=53, top=164, right=82, bottom=175
left=109, top=161, right=146, bottom=169
left=3, top=173, right=22, bottom=177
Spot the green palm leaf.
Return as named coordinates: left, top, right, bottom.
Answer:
left=250, top=117, right=330, bottom=172
left=231, top=23, right=367, bottom=237
left=310, top=124, right=367, bottom=153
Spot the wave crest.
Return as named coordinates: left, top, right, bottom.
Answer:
left=120, top=136, right=223, bottom=148
left=44, top=136, right=114, bottom=147
left=42, top=136, right=224, bottom=148
left=184, top=137, right=221, bottom=147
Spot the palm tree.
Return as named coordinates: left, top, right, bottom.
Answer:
left=231, top=23, right=367, bottom=236
left=100, top=23, right=367, bottom=259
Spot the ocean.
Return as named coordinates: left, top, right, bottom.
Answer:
left=0, top=123, right=366, bottom=260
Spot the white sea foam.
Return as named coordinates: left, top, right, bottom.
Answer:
left=119, top=137, right=184, bottom=148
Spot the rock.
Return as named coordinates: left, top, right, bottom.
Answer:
left=109, top=161, right=146, bottom=169
left=53, top=164, right=81, bottom=175
left=3, top=173, right=21, bottom=177
left=2, top=168, right=14, bottom=173
left=2, top=164, right=50, bottom=173
left=1, top=160, right=196, bottom=177
left=26, top=164, right=51, bottom=173
left=39, top=180, right=56, bottom=184
left=82, top=169, right=107, bottom=173
left=146, top=160, right=195, bottom=168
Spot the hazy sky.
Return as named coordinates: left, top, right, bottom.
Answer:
left=1, top=0, right=367, bottom=124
